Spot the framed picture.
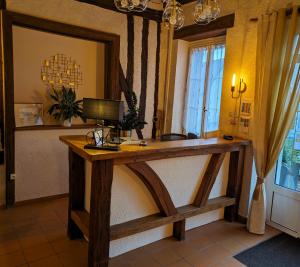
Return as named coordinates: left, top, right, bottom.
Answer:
left=14, top=103, right=44, bottom=127
left=240, top=99, right=253, bottom=118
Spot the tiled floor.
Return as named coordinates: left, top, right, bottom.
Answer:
left=0, top=197, right=280, bottom=267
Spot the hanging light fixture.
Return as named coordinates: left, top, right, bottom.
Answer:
left=114, top=0, right=220, bottom=30
left=114, top=0, right=148, bottom=12
left=194, top=0, right=220, bottom=25
left=162, top=0, right=184, bottom=30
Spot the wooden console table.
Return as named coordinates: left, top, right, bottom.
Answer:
left=60, top=135, right=252, bottom=267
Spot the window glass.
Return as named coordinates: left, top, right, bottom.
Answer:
left=183, top=41, right=225, bottom=136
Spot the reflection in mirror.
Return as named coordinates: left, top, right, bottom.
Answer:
left=13, top=26, right=106, bottom=126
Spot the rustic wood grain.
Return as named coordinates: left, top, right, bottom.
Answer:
left=174, top=14, right=235, bottom=41
left=68, top=149, right=85, bottom=239
left=127, top=162, right=177, bottom=216
left=224, top=147, right=245, bottom=222
left=71, top=196, right=236, bottom=241
left=89, top=159, right=113, bottom=267
left=77, top=0, right=163, bottom=22
left=193, top=153, right=226, bottom=207
left=60, top=135, right=249, bottom=162
left=152, top=22, right=161, bottom=139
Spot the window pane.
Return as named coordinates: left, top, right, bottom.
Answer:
left=204, top=44, right=225, bottom=132
left=276, top=64, right=300, bottom=192
left=183, top=47, right=208, bottom=136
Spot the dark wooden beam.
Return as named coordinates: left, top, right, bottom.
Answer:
left=152, top=22, right=161, bottom=139
left=174, top=13, right=235, bottom=41
left=126, top=162, right=177, bottom=216
left=77, top=0, right=163, bottom=22
left=178, top=0, right=195, bottom=4
left=193, top=153, right=226, bottom=207
left=0, top=0, right=6, bottom=9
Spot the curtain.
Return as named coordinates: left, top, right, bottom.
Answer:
left=248, top=6, right=300, bottom=234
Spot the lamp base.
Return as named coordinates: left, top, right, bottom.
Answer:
left=84, top=144, right=120, bottom=151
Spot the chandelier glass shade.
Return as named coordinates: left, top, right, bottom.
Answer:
left=162, top=1, right=184, bottom=30
left=194, top=0, right=220, bottom=25
left=114, top=0, right=220, bottom=29
left=114, top=0, right=148, bottom=12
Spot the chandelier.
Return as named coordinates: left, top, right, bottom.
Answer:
left=114, top=0, right=220, bottom=30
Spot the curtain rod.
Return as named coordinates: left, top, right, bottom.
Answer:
left=249, top=6, right=300, bottom=22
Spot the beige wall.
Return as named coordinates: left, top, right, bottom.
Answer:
left=170, top=39, right=189, bottom=133
left=13, top=26, right=105, bottom=125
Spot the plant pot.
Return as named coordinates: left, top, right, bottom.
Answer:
left=62, top=118, right=72, bottom=127
left=120, top=130, right=132, bottom=141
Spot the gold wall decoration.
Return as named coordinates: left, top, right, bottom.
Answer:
left=41, top=53, right=83, bottom=90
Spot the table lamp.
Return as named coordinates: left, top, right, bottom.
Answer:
left=83, top=98, right=124, bottom=151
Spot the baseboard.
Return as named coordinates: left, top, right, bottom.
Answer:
left=14, top=193, right=69, bottom=207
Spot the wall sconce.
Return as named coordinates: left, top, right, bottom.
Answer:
left=231, top=73, right=247, bottom=99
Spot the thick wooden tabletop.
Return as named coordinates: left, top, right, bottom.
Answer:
left=59, top=135, right=251, bottom=164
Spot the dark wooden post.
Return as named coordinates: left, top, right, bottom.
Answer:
left=68, top=148, right=85, bottom=239
left=224, top=146, right=245, bottom=222
left=88, top=159, right=113, bottom=267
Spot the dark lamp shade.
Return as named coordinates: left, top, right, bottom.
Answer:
left=83, top=98, right=124, bottom=122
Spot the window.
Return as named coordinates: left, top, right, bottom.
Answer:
left=183, top=38, right=225, bottom=137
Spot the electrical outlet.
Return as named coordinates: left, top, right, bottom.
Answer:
left=10, top=174, right=16, bottom=180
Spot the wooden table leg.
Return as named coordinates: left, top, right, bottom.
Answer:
left=68, top=148, right=85, bottom=239
left=88, top=160, right=113, bottom=267
left=225, top=146, right=245, bottom=222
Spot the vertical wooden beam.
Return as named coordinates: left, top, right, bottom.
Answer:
left=88, top=159, right=113, bottom=267
left=173, top=220, right=185, bottom=241
left=193, top=153, right=226, bottom=207
left=68, top=149, right=85, bottom=239
left=0, top=11, right=4, bottom=165
left=152, top=22, right=161, bottom=139
left=137, top=18, right=149, bottom=140
left=3, top=12, right=15, bottom=207
left=224, top=147, right=245, bottom=222
left=126, top=14, right=134, bottom=90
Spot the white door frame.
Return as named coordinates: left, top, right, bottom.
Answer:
left=266, top=154, right=300, bottom=238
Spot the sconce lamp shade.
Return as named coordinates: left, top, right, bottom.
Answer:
left=83, top=98, right=124, bottom=122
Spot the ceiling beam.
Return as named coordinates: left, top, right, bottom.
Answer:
left=178, top=0, right=196, bottom=4
left=77, top=0, right=163, bottom=22
left=173, top=13, right=235, bottom=41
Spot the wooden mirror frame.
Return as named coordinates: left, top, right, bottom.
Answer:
left=1, top=11, right=121, bottom=206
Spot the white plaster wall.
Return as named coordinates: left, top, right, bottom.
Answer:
left=15, top=129, right=90, bottom=202
left=85, top=154, right=230, bottom=257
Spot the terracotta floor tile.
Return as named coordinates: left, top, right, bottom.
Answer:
left=212, top=257, right=246, bottom=267
left=216, top=238, right=247, bottom=255
left=57, top=249, right=88, bottom=267
left=29, top=255, right=63, bottom=267
left=0, top=251, right=27, bottom=267
left=167, top=259, right=192, bottom=267
left=0, top=239, right=21, bottom=256
left=19, top=233, right=48, bottom=249
left=151, top=247, right=182, bottom=266
left=184, top=244, right=231, bottom=267
left=23, top=242, right=55, bottom=263
left=50, top=237, right=87, bottom=254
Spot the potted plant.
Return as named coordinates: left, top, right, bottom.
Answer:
left=48, top=87, right=86, bottom=127
left=119, top=90, right=147, bottom=139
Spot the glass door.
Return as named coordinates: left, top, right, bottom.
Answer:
left=266, top=105, right=300, bottom=237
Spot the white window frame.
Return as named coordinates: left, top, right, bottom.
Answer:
left=183, top=35, right=226, bottom=138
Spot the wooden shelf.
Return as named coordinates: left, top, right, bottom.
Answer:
left=71, top=196, right=236, bottom=241
left=15, top=124, right=97, bottom=131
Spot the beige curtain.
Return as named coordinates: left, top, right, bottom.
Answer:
left=248, top=6, right=300, bottom=234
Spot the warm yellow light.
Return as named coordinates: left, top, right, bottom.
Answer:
left=232, top=73, right=236, bottom=87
